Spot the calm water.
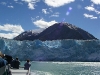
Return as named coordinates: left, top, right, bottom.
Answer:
left=21, top=62, right=100, bottom=75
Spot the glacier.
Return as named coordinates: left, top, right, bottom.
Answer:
left=0, top=38, right=100, bottom=61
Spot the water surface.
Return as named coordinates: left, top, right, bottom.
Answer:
left=21, top=62, right=100, bottom=75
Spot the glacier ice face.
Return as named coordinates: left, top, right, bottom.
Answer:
left=0, top=38, right=100, bottom=61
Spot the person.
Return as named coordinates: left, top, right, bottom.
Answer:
left=3, top=54, right=12, bottom=64
left=13, top=57, right=20, bottom=69
left=0, top=51, right=7, bottom=68
left=24, top=59, right=31, bottom=70
left=10, top=58, right=14, bottom=68
left=0, top=51, right=7, bottom=75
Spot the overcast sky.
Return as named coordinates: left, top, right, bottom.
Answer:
left=0, top=0, right=100, bottom=39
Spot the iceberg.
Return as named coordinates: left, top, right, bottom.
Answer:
left=0, top=38, right=100, bottom=61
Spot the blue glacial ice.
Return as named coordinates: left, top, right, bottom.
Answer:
left=0, top=38, right=100, bottom=61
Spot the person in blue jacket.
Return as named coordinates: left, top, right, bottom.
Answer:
left=0, top=51, right=7, bottom=75
left=24, top=59, right=31, bottom=70
left=0, top=51, right=7, bottom=68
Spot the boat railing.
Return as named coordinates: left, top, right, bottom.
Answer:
left=7, top=64, right=31, bottom=75
left=27, top=68, right=30, bottom=75
left=0, top=66, right=6, bottom=75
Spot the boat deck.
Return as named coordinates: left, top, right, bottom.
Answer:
left=10, top=68, right=30, bottom=75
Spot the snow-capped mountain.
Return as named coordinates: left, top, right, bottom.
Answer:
left=14, top=28, right=44, bottom=41
left=14, top=23, right=97, bottom=41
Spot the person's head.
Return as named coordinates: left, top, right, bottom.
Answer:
left=27, top=59, right=30, bottom=63
left=12, top=58, right=14, bottom=60
left=0, top=51, right=4, bottom=57
left=16, top=57, right=18, bottom=60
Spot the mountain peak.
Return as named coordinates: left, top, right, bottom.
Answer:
left=14, top=22, right=97, bottom=41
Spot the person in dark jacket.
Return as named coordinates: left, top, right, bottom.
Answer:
left=10, top=58, right=14, bottom=68
left=13, top=57, right=20, bottom=69
left=24, top=60, right=31, bottom=70
left=3, top=54, right=12, bottom=64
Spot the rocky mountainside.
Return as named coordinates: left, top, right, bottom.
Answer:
left=14, top=23, right=97, bottom=41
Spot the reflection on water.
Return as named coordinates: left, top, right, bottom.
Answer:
left=21, top=62, right=100, bottom=75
